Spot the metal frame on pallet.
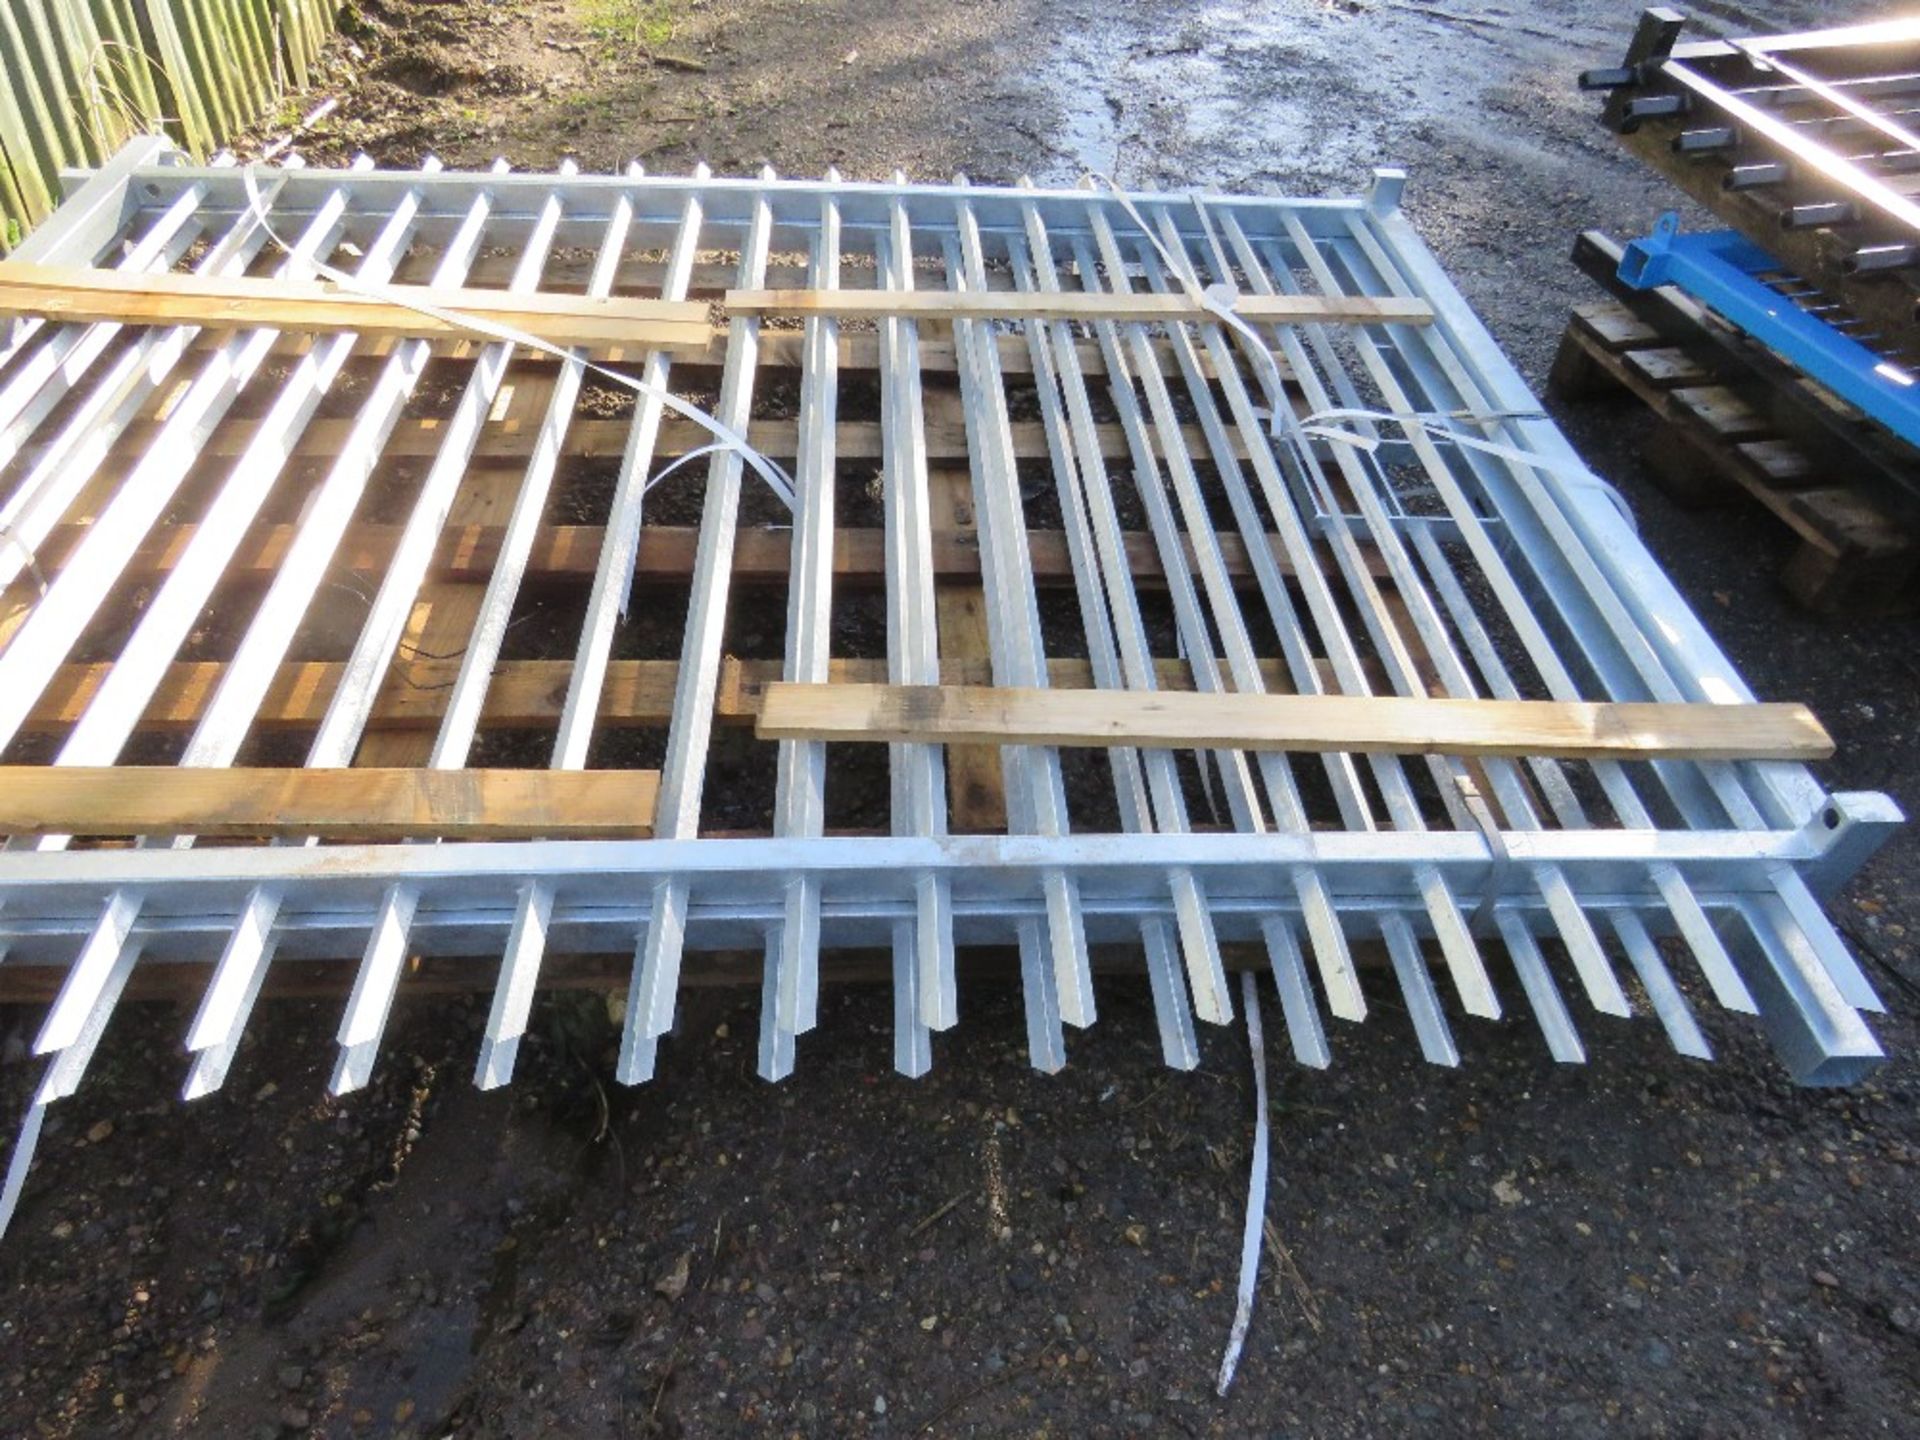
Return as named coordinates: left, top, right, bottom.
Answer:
left=1568, top=228, right=1920, bottom=530
left=1592, top=13, right=1920, bottom=239
left=1617, top=215, right=1920, bottom=449
left=1584, top=10, right=1920, bottom=363
left=0, top=141, right=1900, bottom=1155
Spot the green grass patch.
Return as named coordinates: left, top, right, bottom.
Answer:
left=577, top=0, right=681, bottom=50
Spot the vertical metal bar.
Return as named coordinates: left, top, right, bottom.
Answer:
left=1104, top=201, right=1499, bottom=1034
left=0, top=164, right=295, bottom=595
left=1611, top=909, right=1712, bottom=1059
left=1008, top=186, right=1211, bottom=1068
left=1401, top=521, right=1636, bottom=1046
left=1372, top=214, right=1871, bottom=1037
left=43, top=166, right=434, bottom=773
left=327, top=167, right=587, bottom=1096
left=310, top=169, right=579, bottom=768
left=1407, top=520, right=1717, bottom=1052
left=1352, top=203, right=1764, bottom=810
left=1064, top=231, right=1276, bottom=1017
left=1348, top=199, right=1877, bottom=1025
left=1767, top=865, right=1881, bottom=1011
left=1219, top=208, right=1640, bottom=1026
left=948, top=180, right=1091, bottom=1052
left=25, top=166, right=376, bottom=1059
left=12, top=171, right=427, bottom=1028
left=1081, top=203, right=1385, bottom=1035
left=1734, top=893, right=1882, bottom=1085
left=1072, top=217, right=1379, bottom=1034
left=619, top=178, right=775, bottom=1081
left=475, top=169, right=708, bottom=1093
left=1158, top=208, right=1569, bottom=1019
left=165, top=169, right=507, bottom=1092
left=760, top=175, right=841, bottom=1082
left=0, top=176, right=213, bottom=461
left=876, top=176, right=959, bottom=1041
left=1015, top=912, right=1064, bottom=1074
left=0, top=922, right=138, bottom=1229
left=1258, top=914, right=1331, bottom=1070
left=0, top=180, right=377, bottom=737
left=1495, top=911, right=1586, bottom=1064
left=890, top=922, right=932, bottom=1078
left=169, top=169, right=500, bottom=753
left=1382, top=912, right=1459, bottom=1067
left=1328, top=208, right=1866, bottom=1029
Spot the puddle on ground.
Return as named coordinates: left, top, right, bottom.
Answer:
left=1029, top=0, right=1785, bottom=195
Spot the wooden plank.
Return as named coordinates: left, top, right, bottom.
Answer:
left=0, top=766, right=659, bottom=839
left=165, top=413, right=1245, bottom=466
left=195, top=328, right=1253, bottom=381
left=32, top=657, right=672, bottom=733
left=1670, top=384, right=1773, bottom=443
left=352, top=466, right=513, bottom=768
left=929, top=469, right=1006, bottom=830
left=1641, top=423, right=1744, bottom=510
left=1624, top=346, right=1713, bottom=390
left=26, top=520, right=1392, bottom=590
left=1555, top=325, right=1781, bottom=512
left=754, top=330, right=1238, bottom=378
left=1545, top=326, right=1620, bottom=402
left=1734, top=438, right=1819, bottom=489
left=755, top=683, right=1835, bottom=763
left=1571, top=299, right=1660, bottom=352
left=727, top=287, right=1435, bottom=327
left=0, top=262, right=713, bottom=354
left=28, top=655, right=1337, bottom=736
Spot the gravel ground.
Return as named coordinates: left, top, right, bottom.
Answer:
left=3, top=1, right=1918, bottom=1436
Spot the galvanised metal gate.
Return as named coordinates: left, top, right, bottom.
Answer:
left=0, top=140, right=1898, bottom=1228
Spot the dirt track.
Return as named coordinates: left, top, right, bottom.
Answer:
left=2, top=1, right=1917, bottom=1436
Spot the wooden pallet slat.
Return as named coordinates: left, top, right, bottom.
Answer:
left=1550, top=300, right=1920, bottom=612
left=20, top=521, right=1386, bottom=591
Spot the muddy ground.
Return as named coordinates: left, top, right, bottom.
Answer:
left=4, top=0, right=1920, bottom=1436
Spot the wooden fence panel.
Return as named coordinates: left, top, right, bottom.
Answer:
left=0, top=0, right=337, bottom=250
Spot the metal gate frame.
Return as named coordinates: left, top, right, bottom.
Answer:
left=0, top=141, right=1899, bottom=1143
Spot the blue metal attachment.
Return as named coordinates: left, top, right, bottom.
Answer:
left=1617, top=212, right=1920, bottom=448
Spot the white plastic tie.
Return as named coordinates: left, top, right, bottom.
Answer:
left=1088, top=174, right=1291, bottom=439
left=1087, top=178, right=1633, bottom=531
left=1297, top=403, right=1638, bottom=532
left=1217, top=968, right=1271, bottom=1395
left=239, top=164, right=796, bottom=512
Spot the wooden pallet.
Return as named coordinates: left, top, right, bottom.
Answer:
left=1549, top=299, right=1920, bottom=615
